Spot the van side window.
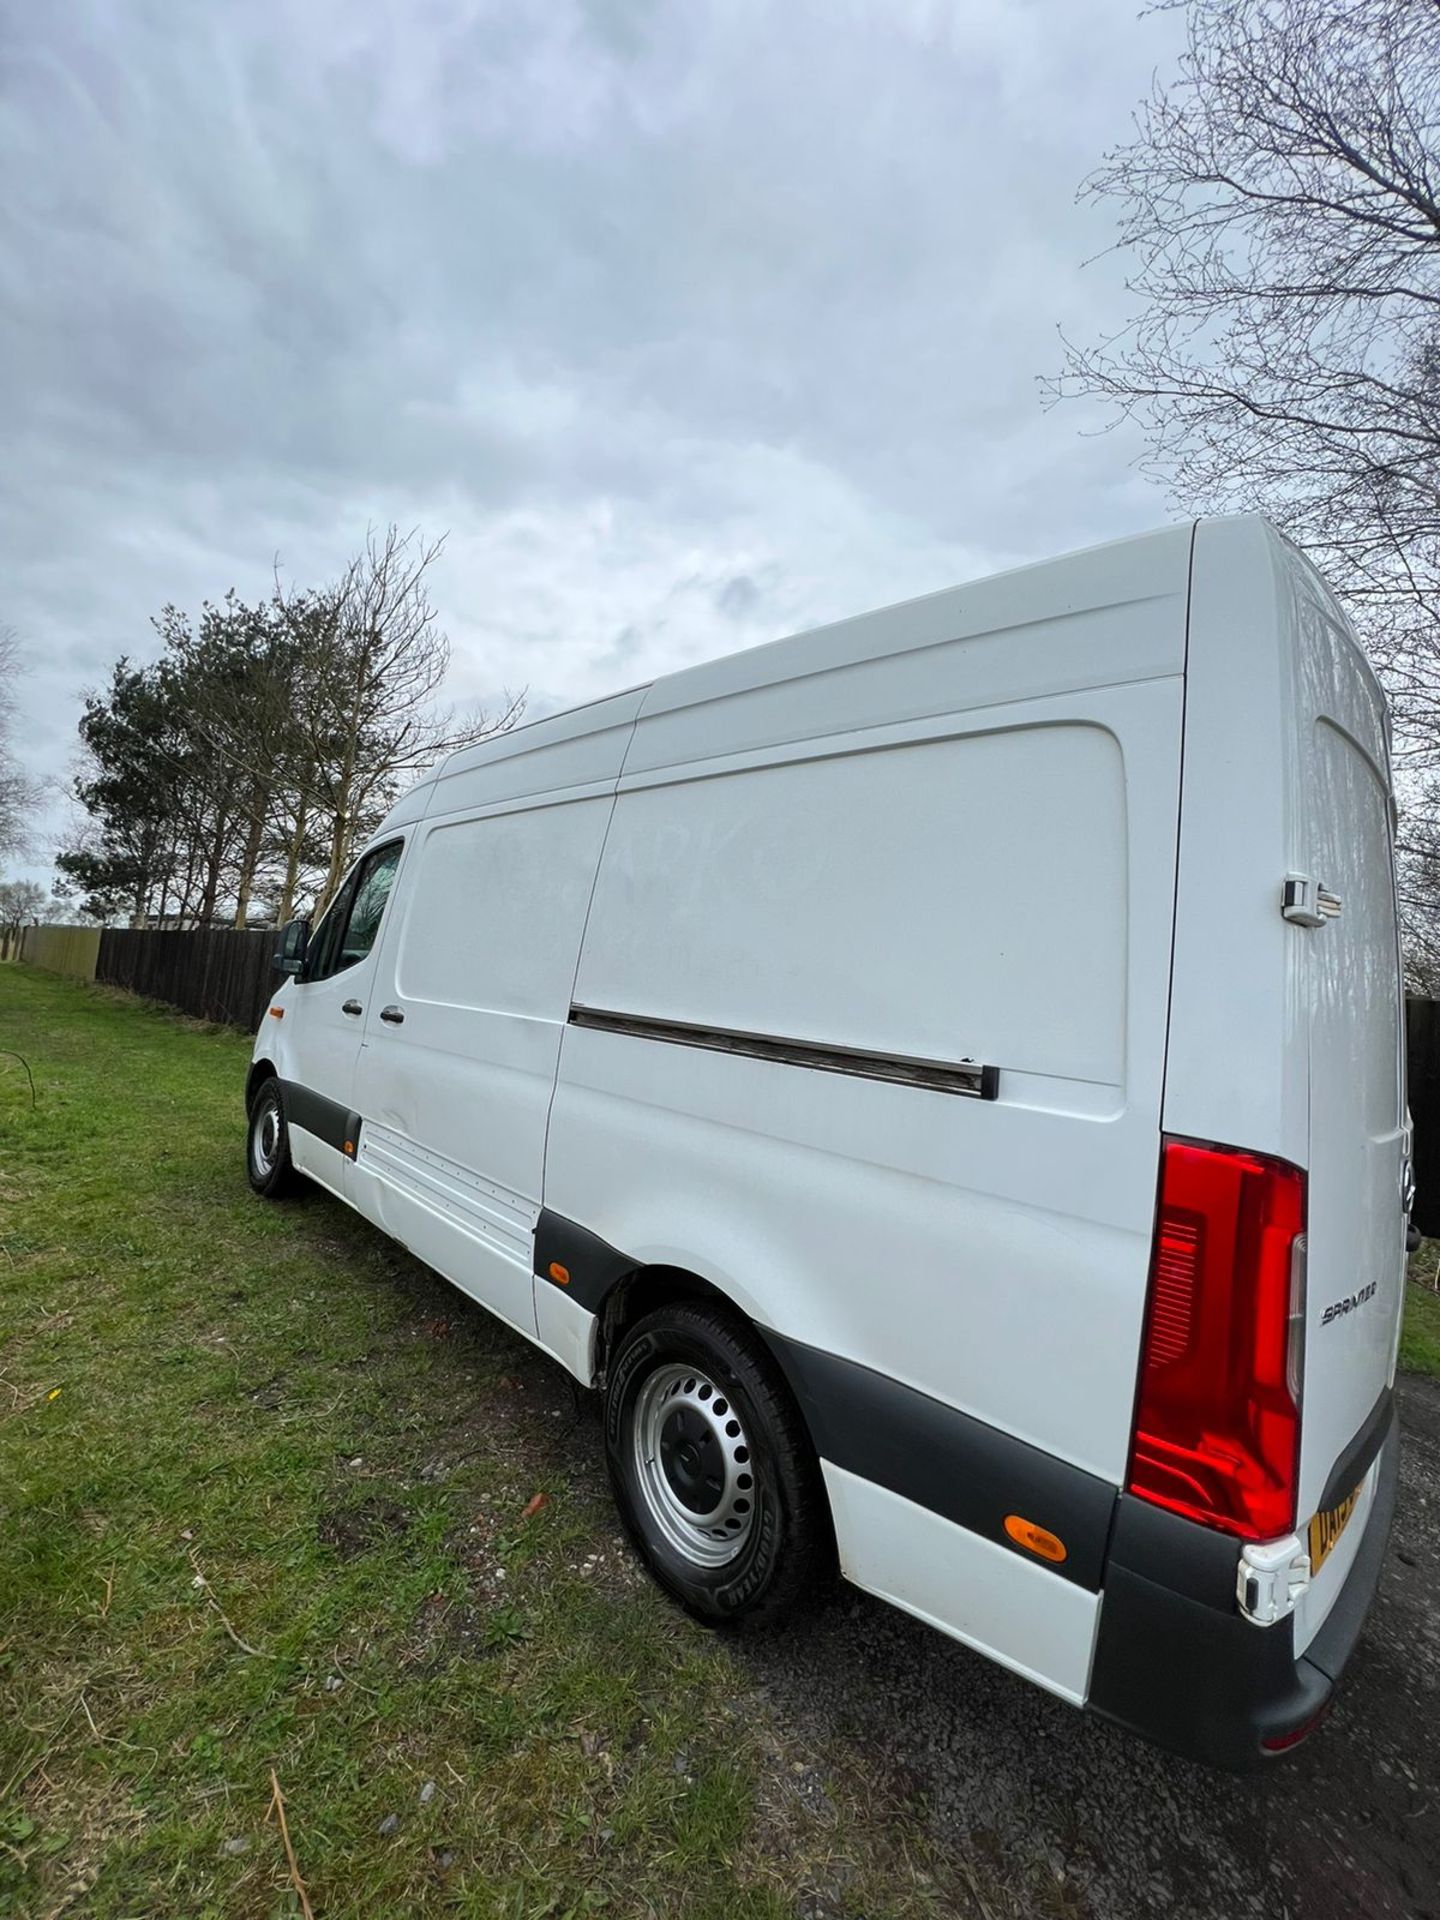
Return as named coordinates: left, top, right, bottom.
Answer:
left=335, top=842, right=402, bottom=972
left=304, top=842, right=403, bottom=982
left=302, top=870, right=361, bottom=982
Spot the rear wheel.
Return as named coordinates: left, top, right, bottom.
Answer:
left=604, top=1301, right=832, bottom=1628
left=246, top=1078, right=300, bottom=1198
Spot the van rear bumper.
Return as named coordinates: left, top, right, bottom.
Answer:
left=1087, top=1407, right=1399, bottom=1770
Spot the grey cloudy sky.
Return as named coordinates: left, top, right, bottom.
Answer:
left=1, top=0, right=1183, bottom=884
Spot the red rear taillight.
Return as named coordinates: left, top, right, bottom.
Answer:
left=1128, top=1139, right=1306, bottom=1542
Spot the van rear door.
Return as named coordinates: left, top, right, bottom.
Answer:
left=1285, top=548, right=1406, bottom=1642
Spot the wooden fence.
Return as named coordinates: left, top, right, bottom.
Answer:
left=15, top=924, right=101, bottom=979
left=96, top=927, right=277, bottom=1033
left=1408, top=997, right=1440, bottom=1238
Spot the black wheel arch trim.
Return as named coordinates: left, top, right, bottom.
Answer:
left=246, top=1059, right=278, bottom=1114
left=534, top=1208, right=640, bottom=1314
left=533, top=1207, right=1116, bottom=1589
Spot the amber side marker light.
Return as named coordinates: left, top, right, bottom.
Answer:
left=1003, top=1515, right=1067, bottom=1564
left=268, top=1006, right=284, bottom=1019
left=548, top=1262, right=571, bottom=1286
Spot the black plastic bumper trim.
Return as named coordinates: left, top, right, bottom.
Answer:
left=1088, top=1408, right=1400, bottom=1770
left=1105, top=1490, right=1243, bottom=1612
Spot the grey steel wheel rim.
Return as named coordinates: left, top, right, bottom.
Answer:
left=632, top=1361, right=757, bottom=1568
left=251, top=1097, right=281, bottom=1178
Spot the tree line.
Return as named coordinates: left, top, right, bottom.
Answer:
left=57, top=526, right=521, bottom=929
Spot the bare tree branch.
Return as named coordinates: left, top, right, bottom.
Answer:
left=1045, top=0, right=1440, bottom=958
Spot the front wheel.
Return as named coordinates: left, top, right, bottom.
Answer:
left=604, top=1302, right=833, bottom=1629
left=246, top=1078, right=300, bottom=1199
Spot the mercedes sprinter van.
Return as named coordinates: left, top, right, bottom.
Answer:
left=246, top=516, right=1407, bottom=1767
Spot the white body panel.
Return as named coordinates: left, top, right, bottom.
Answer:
left=822, top=1465, right=1099, bottom=1703
left=252, top=516, right=1404, bottom=1731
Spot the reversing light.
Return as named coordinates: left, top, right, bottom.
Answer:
left=1128, top=1138, right=1306, bottom=1542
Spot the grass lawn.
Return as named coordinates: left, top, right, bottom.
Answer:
left=0, top=967, right=974, bottom=1920
left=1402, top=1243, right=1440, bottom=1380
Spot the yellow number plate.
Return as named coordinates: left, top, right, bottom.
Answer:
left=1307, top=1485, right=1361, bottom=1576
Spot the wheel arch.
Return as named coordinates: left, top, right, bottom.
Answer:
left=537, top=1212, right=828, bottom=1480
left=592, top=1255, right=839, bottom=1618
left=588, top=1264, right=823, bottom=1478
left=246, top=1057, right=279, bottom=1114
left=595, top=1262, right=749, bottom=1380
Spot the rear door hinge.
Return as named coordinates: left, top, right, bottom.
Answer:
left=1282, top=874, right=1342, bottom=927
left=1237, top=1534, right=1311, bottom=1627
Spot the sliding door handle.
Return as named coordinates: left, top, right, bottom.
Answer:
left=379, top=1005, right=405, bottom=1025
left=341, top=999, right=363, bottom=1017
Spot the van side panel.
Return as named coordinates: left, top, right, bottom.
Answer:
left=578, top=720, right=1128, bottom=1085
left=551, top=681, right=1182, bottom=1479
left=543, top=533, right=1191, bottom=1695
left=347, top=699, right=644, bottom=1340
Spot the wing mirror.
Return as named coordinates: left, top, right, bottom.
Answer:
left=273, top=917, right=311, bottom=977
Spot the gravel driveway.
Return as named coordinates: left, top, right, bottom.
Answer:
left=734, top=1371, right=1440, bottom=1920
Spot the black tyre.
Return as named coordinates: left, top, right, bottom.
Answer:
left=246, top=1077, right=301, bottom=1198
left=604, top=1301, right=833, bottom=1628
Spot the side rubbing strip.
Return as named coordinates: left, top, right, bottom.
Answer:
left=568, top=1005, right=999, bottom=1100
left=279, top=1080, right=351, bottom=1154
left=765, top=1332, right=1116, bottom=1590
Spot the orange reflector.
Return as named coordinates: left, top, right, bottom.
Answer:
left=1004, top=1515, right=1067, bottom=1564
left=268, top=1006, right=284, bottom=1019
left=548, top=1262, right=571, bottom=1286
left=343, top=1140, right=355, bottom=1158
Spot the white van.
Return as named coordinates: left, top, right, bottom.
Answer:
left=246, top=516, right=1407, bottom=1768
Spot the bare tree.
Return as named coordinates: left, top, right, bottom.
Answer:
left=274, top=525, right=524, bottom=906
left=1399, top=788, right=1440, bottom=989
left=1046, top=0, right=1440, bottom=752
left=0, top=877, right=61, bottom=940
left=0, top=627, right=43, bottom=861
